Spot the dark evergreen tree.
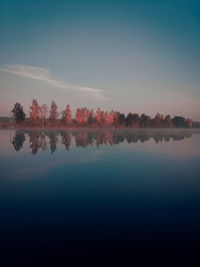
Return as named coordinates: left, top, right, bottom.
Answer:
left=172, top=116, right=186, bottom=127
left=118, top=113, right=125, bottom=125
left=125, top=113, right=134, bottom=127
left=12, top=103, right=26, bottom=123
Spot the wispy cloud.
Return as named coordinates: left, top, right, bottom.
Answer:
left=167, top=93, right=200, bottom=105
left=0, top=64, right=108, bottom=100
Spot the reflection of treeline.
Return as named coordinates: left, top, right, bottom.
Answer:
left=8, top=100, right=197, bottom=129
left=11, top=129, right=195, bottom=154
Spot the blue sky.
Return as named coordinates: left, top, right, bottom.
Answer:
left=0, top=0, right=200, bottom=120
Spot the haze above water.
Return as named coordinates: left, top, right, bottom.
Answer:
left=0, top=129, right=200, bottom=254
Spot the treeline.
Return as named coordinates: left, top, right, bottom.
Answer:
left=8, top=99, right=194, bottom=128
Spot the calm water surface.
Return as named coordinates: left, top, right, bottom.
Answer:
left=0, top=129, right=200, bottom=257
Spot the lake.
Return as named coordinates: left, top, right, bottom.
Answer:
left=0, top=129, right=200, bottom=259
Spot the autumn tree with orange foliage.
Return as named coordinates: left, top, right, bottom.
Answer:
left=62, top=105, right=71, bottom=125
left=30, top=99, right=40, bottom=125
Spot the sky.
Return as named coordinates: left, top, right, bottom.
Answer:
left=0, top=0, right=199, bottom=120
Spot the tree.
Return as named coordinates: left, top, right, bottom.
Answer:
left=80, top=107, right=89, bottom=125
left=62, top=105, right=71, bottom=125
left=164, top=115, right=172, bottom=128
left=118, top=113, right=125, bottom=125
left=105, top=111, right=114, bottom=126
left=96, top=108, right=103, bottom=126
left=125, top=113, right=140, bottom=127
left=30, top=99, right=40, bottom=125
left=113, top=111, right=119, bottom=126
left=75, top=107, right=91, bottom=125
left=40, top=104, right=48, bottom=120
left=140, top=113, right=151, bottom=128
left=65, top=105, right=71, bottom=125
left=125, top=113, right=133, bottom=127
left=172, top=116, right=186, bottom=128
left=75, top=108, right=83, bottom=125
left=88, top=109, right=96, bottom=125
left=152, top=113, right=161, bottom=128
left=12, top=103, right=26, bottom=123
left=186, top=119, right=193, bottom=128
left=39, top=104, right=48, bottom=127
left=49, top=101, right=59, bottom=121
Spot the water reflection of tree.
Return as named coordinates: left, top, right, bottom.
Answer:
left=60, top=131, right=71, bottom=150
left=40, top=132, right=48, bottom=151
left=29, top=131, right=40, bottom=154
left=11, top=129, right=195, bottom=153
left=95, top=132, right=115, bottom=147
left=75, top=132, right=91, bottom=148
left=48, top=131, right=58, bottom=153
left=12, top=131, right=25, bottom=151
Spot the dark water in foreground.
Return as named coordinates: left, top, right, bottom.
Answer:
left=0, top=129, right=200, bottom=259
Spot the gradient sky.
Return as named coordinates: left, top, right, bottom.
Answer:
left=0, top=0, right=200, bottom=120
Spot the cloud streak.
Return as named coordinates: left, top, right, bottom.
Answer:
left=0, top=64, right=108, bottom=100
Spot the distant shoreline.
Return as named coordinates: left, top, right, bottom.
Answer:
left=1, top=126, right=200, bottom=130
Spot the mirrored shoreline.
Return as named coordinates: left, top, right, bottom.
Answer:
left=9, top=129, right=200, bottom=154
